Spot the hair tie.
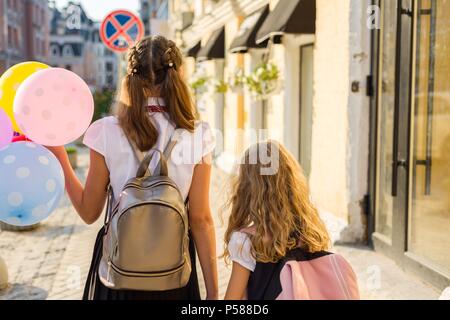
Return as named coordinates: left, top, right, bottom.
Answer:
left=165, top=62, right=175, bottom=70
left=129, top=68, right=138, bottom=76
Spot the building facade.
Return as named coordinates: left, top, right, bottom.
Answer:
left=92, top=26, right=119, bottom=91
left=25, top=0, right=50, bottom=62
left=173, top=0, right=450, bottom=290
left=0, top=0, right=50, bottom=74
left=140, top=0, right=172, bottom=38
left=49, top=1, right=118, bottom=91
left=174, top=0, right=371, bottom=243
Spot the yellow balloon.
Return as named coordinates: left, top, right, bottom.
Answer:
left=0, top=62, right=49, bottom=133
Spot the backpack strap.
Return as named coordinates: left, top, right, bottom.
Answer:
left=126, top=128, right=178, bottom=178
left=164, top=138, right=177, bottom=160
left=125, top=135, right=152, bottom=176
left=103, top=184, right=115, bottom=226
left=136, top=149, right=168, bottom=178
left=136, top=130, right=179, bottom=178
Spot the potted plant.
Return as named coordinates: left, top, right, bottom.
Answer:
left=214, top=79, right=228, bottom=94
left=190, top=75, right=210, bottom=96
left=228, top=68, right=247, bottom=94
left=246, top=62, right=281, bottom=100
left=66, top=146, right=78, bottom=169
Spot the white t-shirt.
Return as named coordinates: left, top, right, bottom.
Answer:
left=83, top=97, right=215, bottom=201
left=228, top=231, right=256, bottom=272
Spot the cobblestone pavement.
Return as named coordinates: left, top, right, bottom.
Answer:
left=0, top=148, right=441, bottom=300
left=0, top=149, right=102, bottom=300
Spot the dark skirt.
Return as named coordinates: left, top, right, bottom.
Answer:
left=82, top=227, right=201, bottom=300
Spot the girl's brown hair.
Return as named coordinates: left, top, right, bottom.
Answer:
left=224, top=141, right=331, bottom=264
left=117, top=35, right=197, bottom=151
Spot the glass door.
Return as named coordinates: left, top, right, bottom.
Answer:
left=408, top=0, right=450, bottom=275
left=371, top=0, right=450, bottom=289
left=374, top=0, right=398, bottom=242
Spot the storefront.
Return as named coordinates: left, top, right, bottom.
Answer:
left=369, top=0, right=450, bottom=289
left=178, top=0, right=371, bottom=243
left=248, top=0, right=316, bottom=167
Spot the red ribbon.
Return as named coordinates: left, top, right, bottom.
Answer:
left=147, top=105, right=166, bottom=113
left=12, top=134, right=32, bottom=143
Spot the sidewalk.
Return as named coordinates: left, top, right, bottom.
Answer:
left=0, top=148, right=101, bottom=300
left=0, top=147, right=441, bottom=300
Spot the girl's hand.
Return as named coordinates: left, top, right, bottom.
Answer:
left=46, top=146, right=68, bottom=160
left=44, top=147, right=110, bottom=225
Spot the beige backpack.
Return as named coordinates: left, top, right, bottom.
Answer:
left=98, top=139, right=191, bottom=291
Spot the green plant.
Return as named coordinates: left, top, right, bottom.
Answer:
left=190, top=75, right=210, bottom=95
left=65, top=147, right=77, bottom=154
left=229, top=68, right=247, bottom=92
left=93, top=90, right=114, bottom=122
left=246, top=62, right=280, bottom=99
left=214, top=79, right=228, bottom=94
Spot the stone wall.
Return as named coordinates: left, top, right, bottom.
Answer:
left=309, top=0, right=371, bottom=242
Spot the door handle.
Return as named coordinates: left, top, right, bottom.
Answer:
left=415, top=159, right=432, bottom=195
left=392, top=158, right=407, bottom=197
left=397, top=159, right=407, bottom=168
left=392, top=0, right=414, bottom=198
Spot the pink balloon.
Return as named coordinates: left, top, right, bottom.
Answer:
left=0, top=108, right=13, bottom=149
left=13, top=68, right=94, bottom=146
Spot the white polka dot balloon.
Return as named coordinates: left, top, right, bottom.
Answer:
left=13, top=68, right=94, bottom=146
left=0, top=142, right=65, bottom=226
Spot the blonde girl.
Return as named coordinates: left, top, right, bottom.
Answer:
left=224, top=140, right=331, bottom=300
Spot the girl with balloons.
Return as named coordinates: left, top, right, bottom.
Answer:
left=46, top=36, right=218, bottom=300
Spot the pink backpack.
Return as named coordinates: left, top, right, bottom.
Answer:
left=243, top=228, right=360, bottom=301
left=276, top=252, right=360, bottom=300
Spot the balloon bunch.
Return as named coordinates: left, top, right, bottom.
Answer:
left=0, top=62, right=94, bottom=226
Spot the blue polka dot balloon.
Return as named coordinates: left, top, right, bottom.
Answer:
left=0, top=142, right=65, bottom=226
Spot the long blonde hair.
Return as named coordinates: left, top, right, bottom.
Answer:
left=224, top=141, right=331, bottom=264
left=117, top=35, right=197, bottom=151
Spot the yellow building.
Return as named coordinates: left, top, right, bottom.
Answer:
left=169, top=0, right=450, bottom=290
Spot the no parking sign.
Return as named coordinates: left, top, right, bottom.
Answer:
left=100, top=10, right=144, bottom=52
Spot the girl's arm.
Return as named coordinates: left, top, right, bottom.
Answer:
left=225, top=262, right=251, bottom=300
left=188, top=157, right=219, bottom=300
left=48, top=146, right=109, bottom=225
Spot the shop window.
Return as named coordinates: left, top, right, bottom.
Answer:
left=375, top=0, right=397, bottom=240
left=7, top=26, right=13, bottom=47
left=13, top=28, right=19, bottom=49
left=371, top=0, right=450, bottom=287
left=51, top=45, right=60, bottom=57
left=409, top=0, right=450, bottom=275
left=63, top=45, right=73, bottom=57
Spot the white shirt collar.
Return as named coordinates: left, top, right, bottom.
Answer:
left=147, top=97, right=166, bottom=106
